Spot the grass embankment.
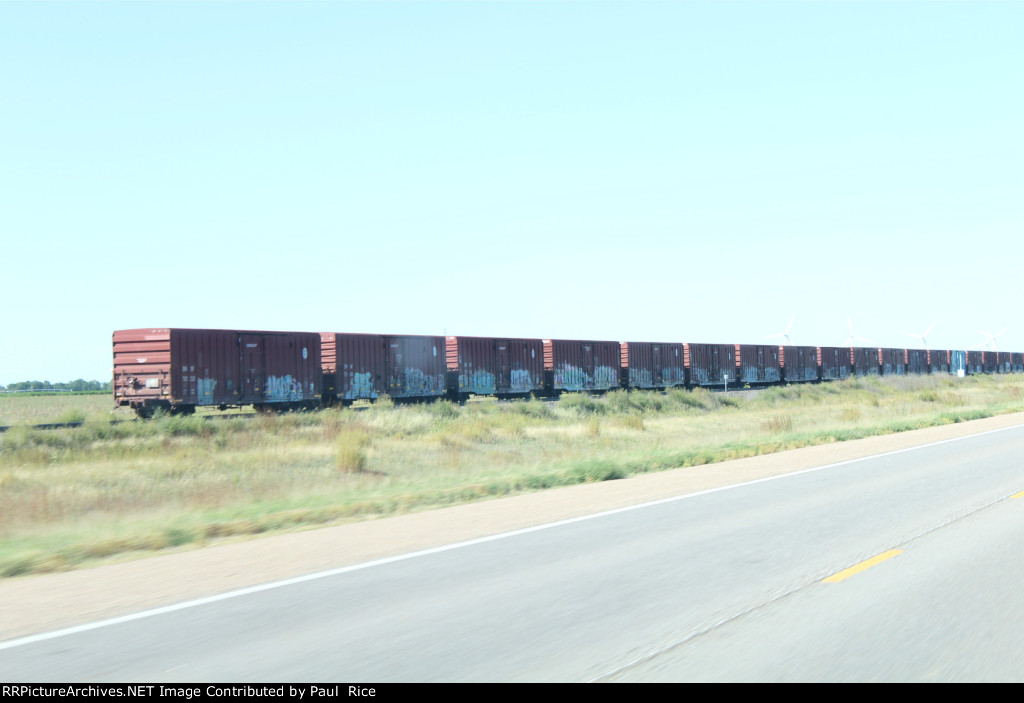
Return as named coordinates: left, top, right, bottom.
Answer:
left=0, top=393, right=246, bottom=427
left=0, top=393, right=129, bottom=426
left=1, top=374, right=1023, bottom=578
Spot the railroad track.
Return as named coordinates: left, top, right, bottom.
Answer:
left=0, top=413, right=260, bottom=434
left=0, top=387, right=760, bottom=434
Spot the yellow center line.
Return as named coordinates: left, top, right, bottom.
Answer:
left=1011, top=490, right=1024, bottom=499
left=823, top=549, right=903, bottom=583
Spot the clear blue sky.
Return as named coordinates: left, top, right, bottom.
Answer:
left=2, top=1, right=1022, bottom=385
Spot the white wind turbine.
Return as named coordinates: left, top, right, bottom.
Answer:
left=976, top=327, right=1009, bottom=351
left=903, top=322, right=936, bottom=350
left=843, top=314, right=878, bottom=347
left=766, top=313, right=796, bottom=346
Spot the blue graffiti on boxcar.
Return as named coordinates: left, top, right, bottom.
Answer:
left=461, top=370, right=496, bottom=395
left=196, top=378, right=217, bottom=405
left=266, top=375, right=304, bottom=401
left=554, top=364, right=618, bottom=391
left=509, top=368, right=533, bottom=392
left=554, top=364, right=587, bottom=391
left=593, top=365, right=618, bottom=389
left=663, top=367, right=686, bottom=386
left=344, top=372, right=377, bottom=400
left=393, top=368, right=444, bottom=396
left=629, top=369, right=654, bottom=387
left=740, top=366, right=780, bottom=383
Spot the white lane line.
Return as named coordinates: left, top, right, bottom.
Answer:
left=2, top=421, right=1023, bottom=651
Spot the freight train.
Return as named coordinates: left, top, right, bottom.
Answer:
left=112, top=328, right=1020, bottom=417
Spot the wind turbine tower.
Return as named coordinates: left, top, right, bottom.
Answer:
left=976, top=327, right=1009, bottom=352
left=766, top=313, right=796, bottom=346
left=843, top=314, right=877, bottom=347
left=903, top=322, right=936, bottom=351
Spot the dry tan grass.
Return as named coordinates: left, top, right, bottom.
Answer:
left=2, top=375, right=1024, bottom=577
left=0, top=394, right=125, bottom=426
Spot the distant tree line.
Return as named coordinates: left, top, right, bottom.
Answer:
left=0, top=379, right=112, bottom=392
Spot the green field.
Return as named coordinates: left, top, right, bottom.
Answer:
left=0, top=392, right=128, bottom=426
left=2, top=374, right=1023, bottom=578
left=0, top=393, right=247, bottom=426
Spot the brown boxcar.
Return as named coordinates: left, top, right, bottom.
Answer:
left=321, top=333, right=447, bottom=401
left=996, top=351, right=1014, bottom=374
left=818, top=347, right=852, bottom=381
left=781, top=346, right=818, bottom=383
left=966, top=350, right=984, bottom=375
left=113, top=328, right=321, bottom=416
left=446, top=336, right=545, bottom=397
left=384, top=335, right=447, bottom=398
left=906, top=349, right=928, bottom=375
left=1013, top=352, right=1024, bottom=373
left=736, top=344, right=781, bottom=384
left=982, top=351, right=999, bottom=374
left=620, top=342, right=687, bottom=389
left=321, top=333, right=387, bottom=401
left=928, top=349, right=950, bottom=375
left=879, top=348, right=906, bottom=375
left=543, top=339, right=620, bottom=392
left=685, top=343, right=737, bottom=387
left=851, top=347, right=878, bottom=376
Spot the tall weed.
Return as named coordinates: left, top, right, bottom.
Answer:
left=335, top=428, right=372, bottom=473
